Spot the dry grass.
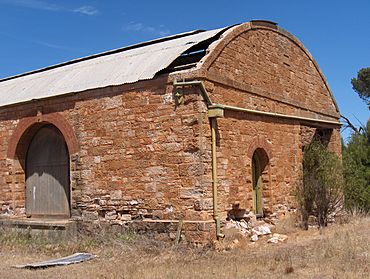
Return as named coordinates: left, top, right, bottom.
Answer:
left=0, top=216, right=369, bottom=279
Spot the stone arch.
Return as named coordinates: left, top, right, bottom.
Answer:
left=247, top=136, right=272, bottom=160
left=7, top=113, right=78, bottom=166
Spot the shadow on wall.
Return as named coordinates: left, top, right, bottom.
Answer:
left=227, top=203, right=249, bottom=221
left=313, top=129, right=332, bottom=147
left=302, top=128, right=333, bottom=151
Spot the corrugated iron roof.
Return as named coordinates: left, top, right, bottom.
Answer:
left=0, top=27, right=226, bottom=108
left=15, top=253, right=96, bottom=269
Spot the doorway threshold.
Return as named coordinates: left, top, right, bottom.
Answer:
left=0, top=217, right=75, bottom=231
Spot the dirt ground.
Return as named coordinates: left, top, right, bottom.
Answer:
left=0, top=217, right=369, bottom=279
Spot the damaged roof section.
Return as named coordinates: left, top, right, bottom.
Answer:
left=0, top=26, right=231, bottom=108
left=156, top=33, right=227, bottom=74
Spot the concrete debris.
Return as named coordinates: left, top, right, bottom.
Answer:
left=225, top=212, right=276, bottom=242
left=252, top=225, right=271, bottom=236
left=267, top=236, right=279, bottom=244
left=246, top=212, right=259, bottom=227
left=267, top=233, right=288, bottom=244
left=250, top=234, right=258, bottom=242
left=239, top=220, right=249, bottom=230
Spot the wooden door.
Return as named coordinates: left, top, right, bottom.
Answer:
left=26, top=125, right=70, bottom=218
left=252, top=153, right=263, bottom=216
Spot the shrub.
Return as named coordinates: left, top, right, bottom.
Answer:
left=298, top=141, right=344, bottom=229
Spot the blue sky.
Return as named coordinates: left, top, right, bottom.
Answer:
left=0, top=0, right=369, bottom=139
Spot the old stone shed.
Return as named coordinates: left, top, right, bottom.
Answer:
left=0, top=21, right=341, bottom=241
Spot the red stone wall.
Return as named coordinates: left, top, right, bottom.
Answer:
left=200, top=106, right=341, bottom=219
left=199, top=25, right=342, bottom=218
left=0, top=80, right=215, bottom=235
left=196, top=85, right=303, bottom=218
left=205, top=27, right=339, bottom=121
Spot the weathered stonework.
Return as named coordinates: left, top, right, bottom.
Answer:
left=0, top=21, right=341, bottom=243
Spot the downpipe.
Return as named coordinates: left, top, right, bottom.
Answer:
left=173, top=80, right=224, bottom=239
left=173, top=79, right=341, bottom=240
left=211, top=117, right=225, bottom=239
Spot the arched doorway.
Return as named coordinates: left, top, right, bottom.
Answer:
left=251, top=149, right=269, bottom=216
left=26, top=124, right=70, bottom=218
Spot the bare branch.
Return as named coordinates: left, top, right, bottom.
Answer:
left=340, top=114, right=359, bottom=133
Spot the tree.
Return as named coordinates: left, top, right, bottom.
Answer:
left=351, top=67, right=370, bottom=109
left=343, top=120, right=370, bottom=213
left=298, top=141, right=344, bottom=229
left=341, top=68, right=370, bottom=214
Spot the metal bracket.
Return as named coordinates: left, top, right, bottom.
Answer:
left=208, top=107, right=224, bottom=118
left=174, top=90, right=184, bottom=106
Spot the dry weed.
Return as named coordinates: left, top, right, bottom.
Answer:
left=0, top=216, right=368, bottom=278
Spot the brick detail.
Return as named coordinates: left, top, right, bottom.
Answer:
left=247, top=136, right=272, bottom=159
left=7, top=112, right=78, bottom=159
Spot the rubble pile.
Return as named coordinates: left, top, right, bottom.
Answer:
left=224, top=212, right=288, bottom=244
